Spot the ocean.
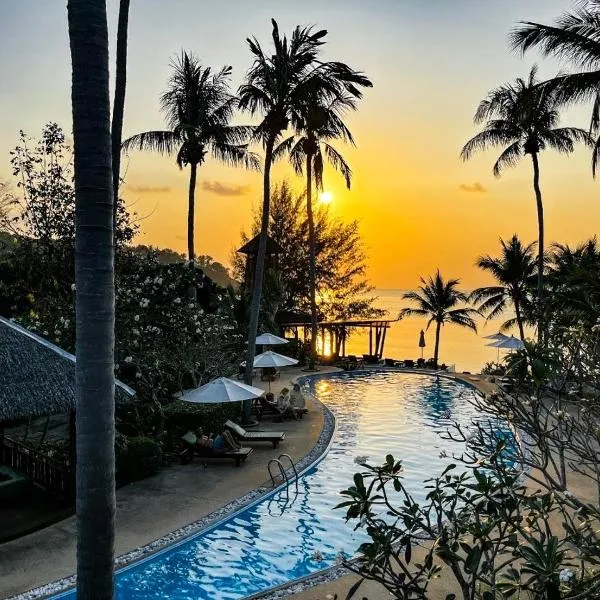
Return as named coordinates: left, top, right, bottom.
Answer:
left=343, top=289, right=514, bottom=374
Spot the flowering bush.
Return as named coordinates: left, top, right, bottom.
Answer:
left=18, top=250, right=243, bottom=410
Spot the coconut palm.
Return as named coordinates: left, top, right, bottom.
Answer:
left=470, top=235, right=537, bottom=341
left=273, top=91, right=369, bottom=369
left=510, top=1, right=600, bottom=173
left=238, top=19, right=371, bottom=391
left=67, top=0, right=116, bottom=595
left=122, top=52, right=259, bottom=262
left=110, top=0, right=130, bottom=239
left=399, top=271, right=478, bottom=368
left=460, top=66, right=593, bottom=340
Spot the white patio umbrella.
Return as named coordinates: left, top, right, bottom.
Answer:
left=482, top=332, right=509, bottom=341
left=486, top=335, right=524, bottom=362
left=253, top=350, right=299, bottom=393
left=180, top=377, right=265, bottom=404
left=487, top=336, right=524, bottom=350
left=255, top=333, right=289, bottom=346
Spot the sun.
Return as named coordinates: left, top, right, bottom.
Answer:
left=318, top=190, right=333, bottom=204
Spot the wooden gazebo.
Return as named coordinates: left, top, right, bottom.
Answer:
left=237, top=234, right=283, bottom=290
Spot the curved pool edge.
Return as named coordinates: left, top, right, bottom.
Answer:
left=11, top=392, right=337, bottom=600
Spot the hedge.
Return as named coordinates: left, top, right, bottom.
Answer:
left=163, top=400, right=242, bottom=438
left=116, top=436, right=163, bottom=485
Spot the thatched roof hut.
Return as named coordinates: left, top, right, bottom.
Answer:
left=0, top=317, right=135, bottom=422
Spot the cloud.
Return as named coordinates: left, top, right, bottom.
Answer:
left=201, top=180, right=250, bottom=197
left=459, top=182, right=487, bottom=193
left=126, top=185, right=171, bottom=194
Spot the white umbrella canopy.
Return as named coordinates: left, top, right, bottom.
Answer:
left=486, top=336, right=525, bottom=350
left=180, top=377, right=265, bottom=404
left=253, top=350, right=299, bottom=368
left=255, top=333, right=289, bottom=345
left=482, top=332, right=509, bottom=341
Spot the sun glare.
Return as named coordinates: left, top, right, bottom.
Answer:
left=318, top=191, right=333, bottom=204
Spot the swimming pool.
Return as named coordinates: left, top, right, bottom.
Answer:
left=54, top=371, right=506, bottom=599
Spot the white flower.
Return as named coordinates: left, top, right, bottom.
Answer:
left=154, top=277, right=163, bottom=285
left=134, top=315, right=140, bottom=322
left=54, top=329, right=60, bottom=336
left=124, top=356, right=133, bottom=363
left=140, top=298, right=149, bottom=308
left=556, top=410, right=566, bottom=420
left=188, top=303, right=195, bottom=309
left=196, top=328, right=201, bottom=334
left=63, top=319, right=69, bottom=328
left=174, top=297, right=181, bottom=305
left=43, top=330, right=49, bottom=336
left=135, top=372, right=142, bottom=379
left=70, top=284, right=76, bottom=291
left=559, top=568, right=574, bottom=583
left=132, top=328, right=140, bottom=336
left=135, top=287, right=141, bottom=293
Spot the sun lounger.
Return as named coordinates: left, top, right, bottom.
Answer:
left=224, top=420, right=285, bottom=448
left=179, top=443, right=252, bottom=467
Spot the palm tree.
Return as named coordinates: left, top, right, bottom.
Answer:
left=399, top=271, right=478, bottom=368
left=67, top=0, right=116, bottom=596
left=122, top=52, right=258, bottom=262
left=110, top=0, right=130, bottom=239
left=238, top=19, right=371, bottom=392
left=510, top=1, right=600, bottom=173
left=274, top=91, right=370, bottom=369
left=460, top=66, right=592, bottom=341
left=470, top=235, right=537, bottom=341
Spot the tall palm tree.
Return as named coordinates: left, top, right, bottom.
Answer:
left=238, top=19, right=371, bottom=394
left=67, top=0, right=116, bottom=596
left=510, top=1, right=600, bottom=173
left=460, top=66, right=593, bottom=341
left=110, top=0, right=130, bottom=240
left=470, top=235, right=537, bottom=341
left=123, top=52, right=258, bottom=262
left=399, top=271, right=478, bottom=368
left=274, top=91, right=370, bottom=369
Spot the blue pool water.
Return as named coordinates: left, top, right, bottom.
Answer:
left=55, top=371, right=507, bottom=599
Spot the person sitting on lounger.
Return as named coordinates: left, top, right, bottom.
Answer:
left=290, top=383, right=305, bottom=410
left=277, top=389, right=298, bottom=420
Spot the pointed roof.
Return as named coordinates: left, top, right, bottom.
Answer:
left=237, top=234, right=283, bottom=256
left=0, top=317, right=135, bottom=422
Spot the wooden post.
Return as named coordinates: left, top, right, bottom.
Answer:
left=369, top=325, right=373, bottom=357
left=380, top=325, right=388, bottom=360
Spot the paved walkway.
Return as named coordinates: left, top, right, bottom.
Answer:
left=0, top=367, right=334, bottom=599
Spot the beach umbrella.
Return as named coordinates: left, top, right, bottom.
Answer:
left=418, top=330, right=426, bottom=359
left=482, top=332, right=509, bottom=341
left=486, top=336, right=524, bottom=350
left=255, top=332, right=289, bottom=347
left=486, top=335, right=524, bottom=362
left=253, top=350, right=299, bottom=393
left=180, top=377, right=265, bottom=404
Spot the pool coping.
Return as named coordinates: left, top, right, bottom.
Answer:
left=9, top=379, right=337, bottom=600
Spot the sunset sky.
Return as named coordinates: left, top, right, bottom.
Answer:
left=1, top=0, right=598, bottom=289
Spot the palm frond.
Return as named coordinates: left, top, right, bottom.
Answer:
left=121, top=130, right=181, bottom=155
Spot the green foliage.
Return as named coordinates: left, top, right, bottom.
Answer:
left=163, top=400, right=241, bottom=436
left=233, top=181, right=383, bottom=323
left=116, top=436, right=163, bottom=484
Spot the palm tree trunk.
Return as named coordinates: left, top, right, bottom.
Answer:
left=514, top=298, right=526, bottom=341
left=67, top=1, right=116, bottom=598
left=110, top=0, right=130, bottom=242
left=243, top=136, right=275, bottom=419
left=187, top=162, right=197, bottom=263
left=434, top=321, right=442, bottom=369
left=306, top=155, right=318, bottom=370
left=531, top=152, right=544, bottom=345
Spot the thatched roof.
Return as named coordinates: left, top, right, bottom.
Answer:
left=237, top=234, right=283, bottom=256
left=0, top=317, right=135, bottom=422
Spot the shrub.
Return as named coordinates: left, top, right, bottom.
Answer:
left=116, top=436, right=162, bottom=485
left=163, top=400, right=242, bottom=437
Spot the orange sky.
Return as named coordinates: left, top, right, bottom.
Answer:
left=1, top=0, right=598, bottom=289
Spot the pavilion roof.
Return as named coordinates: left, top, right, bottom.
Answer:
left=237, top=234, right=283, bottom=256
left=0, top=317, right=135, bottom=422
